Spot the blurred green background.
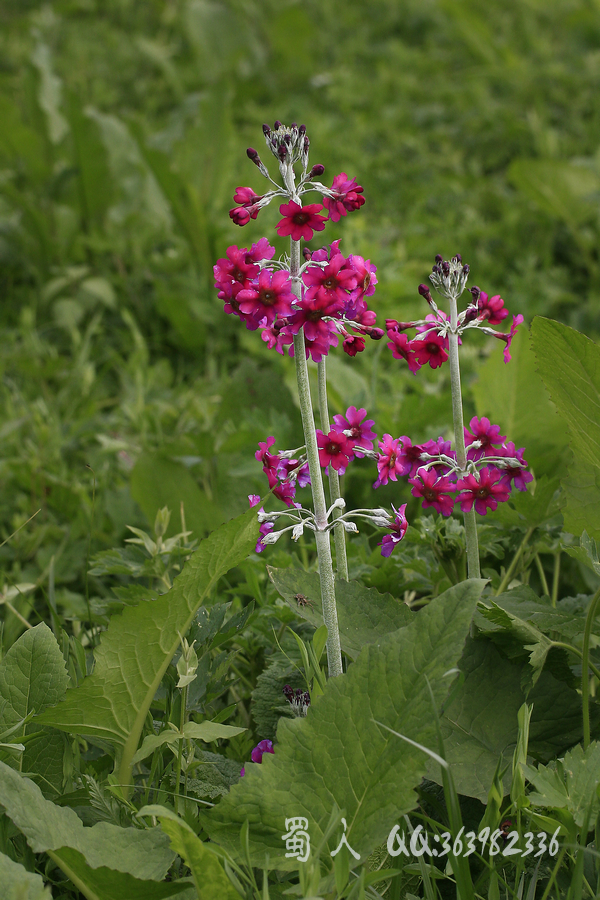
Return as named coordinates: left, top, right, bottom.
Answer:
left=0, top=0, right=598, bottom=633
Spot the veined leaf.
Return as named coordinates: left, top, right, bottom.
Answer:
left=268, top=567, right=413, bottom=658
left=524, top=741, right=600, bottom=828
left=0, top=850, right=52, bottom=900
left=160, top=818, right=239, bottom=900
left=205, top=579, right=485, bottom=867
left=131, top=721, right=246, bottom=766
left=531, top=317, right=600, bottom=540
left=37, top=508, right=259, bottom=793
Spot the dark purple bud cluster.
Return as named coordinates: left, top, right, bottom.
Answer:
left=283, top=684, right=311, bottom=717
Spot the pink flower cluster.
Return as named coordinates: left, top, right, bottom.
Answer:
left=374, top=416, right=533, bottom=517
left=255, top=437, right=310, bottom=509
left=214, top=239, right=381, bottom=362
left=315, top=406, right=376, bottom=476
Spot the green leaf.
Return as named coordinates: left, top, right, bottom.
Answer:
left=67, top=95, right=113, bottom=230
left=563, top=530, right=600, bottom=577
left=268, top=568, right=413, bottom=659
left=0, top=850, right=52, bottom=900
left=524, top=742, right=600, bottom=827
left=37, top=508, right=259, bottom=792
left=160, top=818, right=239, bottom=900
left=433, top=638, right=593, bottom=802
left=530, top=317, right=600, bottom=540
left=472, top=324, right=568, bottom=478
left=0, top=623, right=70, bottom=794
left=477, top=600, right=553, bottom=685
left=205, top=579, right=485, bottom=866
left=0, top=762, right=174, bottom=879
left=131, top=451, right=224, bottom=540
left=131, top=721, right=246, bottom=766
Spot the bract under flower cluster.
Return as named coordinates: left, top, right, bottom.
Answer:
left=374, top=416, right=533, bottom=517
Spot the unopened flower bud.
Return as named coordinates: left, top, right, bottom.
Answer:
left=469, top=285, right=481, bottom=301
left=309, top=163, right=325, bottom=178
left=247, top=147, right=262, bottom=166
left=435, top=254, right=443, bottom=263
left=462, top=264, right=470, bottom=275
left=299, top=124, right=306, bottom=135
left=453, top=253, right=462, bottom=263
left=418, top=283, right=431, bottom=297
left=303, top=247, right=313, bottom=261
left=262, top=124, right=271, bottom=136
left=273, top=120, right=282, bottom=129
left=367, top=327, right=385, bottom=340
left=278, top=145, right=287, bottom=161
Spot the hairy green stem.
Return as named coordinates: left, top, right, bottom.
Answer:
left=317, top=358, right=348, bottom=580
left=495, top=527, right=534, bottom=596
left=290, top=239, right=343, bottom=677
left=582, top=586, right=600, bottom=749
left=552, top=550, right=561, bottom=607
left=447, top=295, right=480, bottom=578
left=534, top=553, right=550, bottom=597
left=174, top=682, right=188, bottom=805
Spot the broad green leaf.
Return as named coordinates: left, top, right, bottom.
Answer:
left=524, top=742, right=600, bottom=827
left=0, top=623, right=69, bottom=794
left=472, top=324, right=568, bottom=477
left=0, top=850, right=52, bottom=900
left=205, top=579, right=485, bottom=866
left=477, top=600, right=554, bottom=684
left=37, top=508, right=259, bottom=792
left=531, top=317, right=600, bottom=540
left=0, top=762, right=174, bottom=879
left=268, top=568, right=413, bottom=658
left=434, top=638, right=593, bottom=802
left=131, top=451, right=224, bottom=540
left=131, top=721, right=246, bottom=765
left=47, top=847, right=191, bottom=900
left=30, top=41, right=68, bottom=144
left=563, top=530, right=600, bottom=577
left=160, top=818, right=239, bottom=900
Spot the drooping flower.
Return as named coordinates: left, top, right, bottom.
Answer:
left=316, top=429, right=354, bottom=472
left=409, top=468, right=456, bottom=517
left=500, top=314, right=524, bottom=363
left=248, top=494, right=274, bottom=552
left=347, top=255, right=377, bottom=300
left=332, top=406, right=376, bottom=456
left=276, top=200, right=327, bottom=242
left=476, top=291, right=509, bottom=325
left=342, top=334, right=365, bottom=356
left=236, top=269, right=295, bottom=327
left=464, top=417, right=506, bottom=461
left=387, top=331, right=422, bottom=374
left=455, top=467, right=511, bottom=515
left=322, top=173, right=365, bottom=222
left=379, top=503, right=408, bottom=557
left=497, top=442, right=533, bottom=492
left=374, top=434, right=412, bottom=487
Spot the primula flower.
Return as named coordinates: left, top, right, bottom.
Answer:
left=256, top=436, right=279, bottom=480
left=316, top=429, right=354, bottom=471
left=347, top=255, right=377, bottom=300
left=477, top=291, right=508, bottom=325
left=412, top=333, right=449, bottom=369
left=289, top=294, right=343, bottom=342
left=374, top=434, right=412, bottom=487
left=247, top=238, right=276, bottom=262
left=497, top=442, right=533, bottom=492
left=387, top=331, right=422, bottom=374
left=395, top=436, right=431, bottom=477
left=409, top=468, right=456, bottom=517
left=323, top=173, right=365, bottom=222
left=342, top=334, right=365, bottom=356
left=276, top=200, right=327, bottom=242
left=229, top=207, right=252, bottom=226
left=303, top=254, right=357, bottom=305
left=290, top=320, right=339, bottom=362
left=379, top=503, right=408, bottom=557
left=260, top=319, right=294, bottom=355
left=233, top=186, right=263, bottom=206
left=248, top=494, right=274, bottom=552
left=464, top=417, right=506, bottom=460
left=214, top=245, right=259, bottom=296
left=500, top=314, right=524, bottom=363
left=240, top=739, right=274, bottom=777
left=455, top=467, right=511, bottom=515
left=236, top=269, right=294, bottom=327
left=332, top=406, right=376, bottom=456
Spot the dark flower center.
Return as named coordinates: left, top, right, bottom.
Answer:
left=259, top=290, right=275, bottom=305
left=293, top=212, right=310, bottom=225
left=475, top=487, right=490, bottom=499
left=326, top=441, right=342, bottom=455
left=424, top=488, right=438, bottom=501
left=323, top=277, right=337, bottom=289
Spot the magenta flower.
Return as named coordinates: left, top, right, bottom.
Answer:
left=395, top=437, right=430, bottom=477
left=323, top=173, right=365, bottom=222
left=260, top=319, right=294, bottom=355
left=229, top=207, right=252, bottom=226
left=415, top=313, right=450, bottom=350
left=464, top=416, right=506, bottom=460
left=248, top=494, right=274, bottom=552
left=379, top=503, right=408, bottom=557
left=233, top=186, right=263, bottom=206
left=276, top=201, right=327, bottom=242
left=256, top=436, right=279, bottom=480
left=498, top=442, right=533, bottom=492
left=247, top=238, right=276, bottom=262
left=500, top=314, right=524, bottom=363
left=303, top=254, right=357, bottom=305
left=316, top=429, right=354, bottom=471
left=214, top=245, right=259, bottom=297
left=374, top=434, right=412, bottom=487
left=236, top=269, right=294, bottom=327
left=332, top=406, right=376, bottom=456
left=412, top=334, right=449, bottom=369
left=455, top=467, right=511, bottom=515
left=387, top=331, right=422, bottom=374
left=241, top=739, right=275, bottom=776
left=477, top=291, right=508, bottom=325
left=342, top=334, right=366, bottom=356
left=347, top=255, right=377, bottom=300
left=409, top=468, right=456, bottom=517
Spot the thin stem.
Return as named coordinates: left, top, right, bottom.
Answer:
left=290, top=238, right=343, bottom=677
left=495, top=527, right=534, bottom=596
left=317, top=358, right=348, bottom=580
left=447, top=295, right=480, bottom=578
left=582, top=586, right=600, bottom=749
left=550, top=640, right=600, bottom=682
left=534, top=553, right=550, bottom=597
left=174, top=683, right=188, bottom=805
left=552, top=550, right=561, bottom=608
